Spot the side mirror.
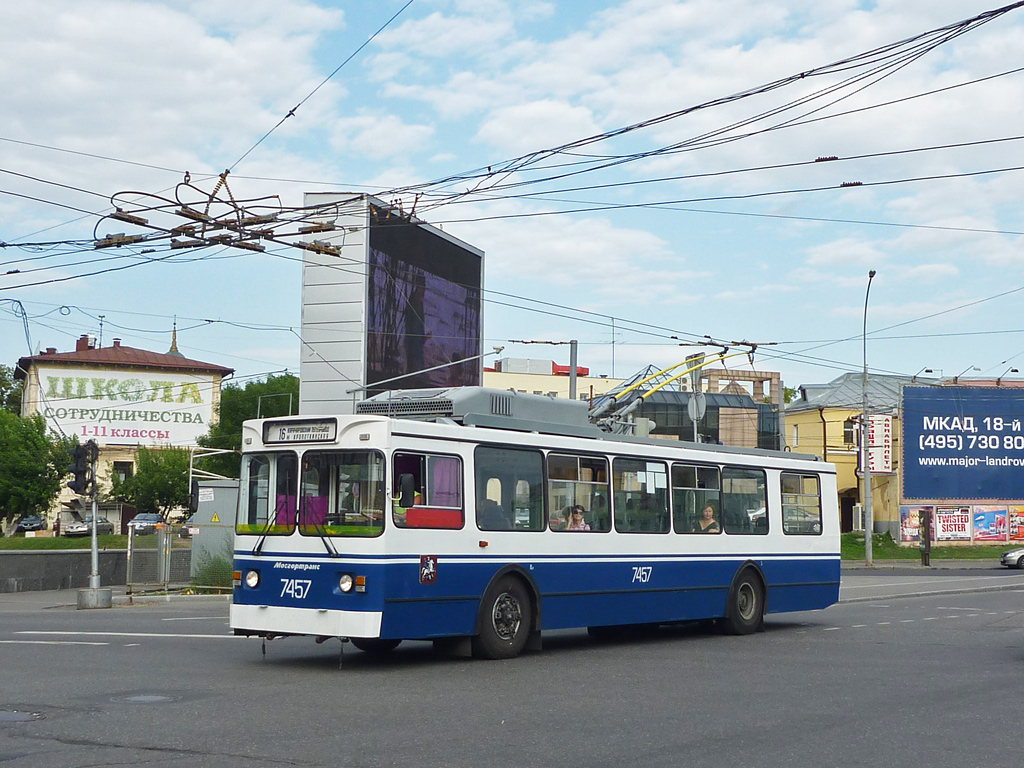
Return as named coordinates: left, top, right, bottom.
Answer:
left=398, top=473, right=417, bottom=508
left=189, top=478, right=200, bottom=514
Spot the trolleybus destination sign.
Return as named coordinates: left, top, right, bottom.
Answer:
left=263, top=419, right=338, bottom=444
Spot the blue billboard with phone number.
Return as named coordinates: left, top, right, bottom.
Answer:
left=902, top=386, right=1024, bottom=500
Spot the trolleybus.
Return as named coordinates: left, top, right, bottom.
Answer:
left=230, top=387, right=840, bottom=659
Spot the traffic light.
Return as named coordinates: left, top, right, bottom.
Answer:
left=67, top=445, right=89, bottom=494
left=66, top=440, right=98, bottom=495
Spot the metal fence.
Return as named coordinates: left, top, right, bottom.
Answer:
left=126, top=526, right=192, bottom=590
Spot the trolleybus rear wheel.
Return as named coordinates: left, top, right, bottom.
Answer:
left=724, top=570, right=764, bottom=635
left=473, top=576, right=532, bottom=660
left=350, top=638, right=402, bottom=655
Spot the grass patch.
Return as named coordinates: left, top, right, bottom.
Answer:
left=841, top=531, right=1010, bottom=561
left=0, top=534, right=128, bottom=550
left=0, top=533, right=191, bottom=550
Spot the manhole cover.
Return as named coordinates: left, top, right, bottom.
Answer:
left=114, top=694, right=180, bottom=704
left=0, top=710, right=43, bottom=723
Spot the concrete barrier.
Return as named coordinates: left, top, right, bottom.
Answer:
left=0, top=550, right=127, bottom=593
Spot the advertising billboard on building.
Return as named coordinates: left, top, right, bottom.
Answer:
left=300, top=194, right=483, bottom=415
left=365, top=202, right=481, bottom=396
left=34, top=365, right=216, bottom=446
left=902, top=386, right=1024, bottom=500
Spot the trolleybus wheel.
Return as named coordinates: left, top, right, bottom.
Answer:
left=472, top=576, right=532, bottom=660
left=350, top=638, right=402, bottom=655
left=724, top=570, right=764, bottom=635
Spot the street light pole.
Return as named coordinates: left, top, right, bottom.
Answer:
left=862, top=270, right=876, bottom=567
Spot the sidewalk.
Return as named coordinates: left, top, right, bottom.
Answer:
left=841, top=558, right=1006, bottom=571
left=0, top=585, right=230, bottom=612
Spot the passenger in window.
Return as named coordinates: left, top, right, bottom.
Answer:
left=479, top=498, right=511, bottom=530
left=694, top=504, right=720, bottom=533
left=567, top=505, right=591, bottom=531
left=550, top=507, right=568, bottom=530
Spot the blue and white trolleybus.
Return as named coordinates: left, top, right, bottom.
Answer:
left=230, top=387, right=840, bottom=659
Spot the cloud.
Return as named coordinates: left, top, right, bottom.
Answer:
left=330, top=112, right=434, bottom=158
left=476, top=100, right=601, bottom=154
left=805, top=238, right=886, bottom=267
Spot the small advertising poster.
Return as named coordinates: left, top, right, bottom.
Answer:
left=935, top=506, right=972, bottom=541
left=1008, top=507, right=1024, bottom=541
left=972, top=505, right=1008, bottom=542
left=900, top=506, right=934, bottom=542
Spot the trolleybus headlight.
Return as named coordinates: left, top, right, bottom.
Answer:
left=245, top=569, right=260, bottom=589
left=339, top=574, right=354, bottom=593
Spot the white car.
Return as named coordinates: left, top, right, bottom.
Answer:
left=1000, top=547, right=1024, bottom=569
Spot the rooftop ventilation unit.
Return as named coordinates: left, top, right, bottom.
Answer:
left=356, top=386, right=600, bottom=436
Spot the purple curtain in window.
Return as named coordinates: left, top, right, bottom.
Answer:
left=275, top=495, right=296, bottom=526
left=429, top=457, right=460, bottom=507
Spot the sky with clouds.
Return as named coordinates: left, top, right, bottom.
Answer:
left=2, top=0, right=1024, bottom=394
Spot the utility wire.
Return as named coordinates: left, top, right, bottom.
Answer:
left=228, top=0, right=415, bottom=172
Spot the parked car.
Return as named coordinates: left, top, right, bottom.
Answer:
left=15, top=515, right=48, bottom=533
left=128, top=513, right=164, bottom=535
left=62, top=516, right=115, bottom=536
left=177, top=515, right=198, bottom=538
left=1000, top=547, right=1024, bottom=569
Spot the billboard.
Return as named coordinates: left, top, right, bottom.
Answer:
left=365, top=202, right=481, bottom=395
left=299, top=194, right=483, bottom=415
left=902, top=386, right=1024, bottom=500
left=35, top=365, right=215, bottom=446
left=858, top=414, right=893, bottom=474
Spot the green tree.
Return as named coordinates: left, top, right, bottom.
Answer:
left=0, top=412, right=70, bottom=533
left=0, top=364, right=24, bottom=415
left=197, top=373, right=299, bottom=478
left=109, top=446, right=191, bottom=519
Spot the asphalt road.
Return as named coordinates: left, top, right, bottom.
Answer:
left=1, top=564, right=1023, bottom=768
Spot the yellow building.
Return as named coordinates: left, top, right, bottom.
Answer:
left=483, top=358, right=624, bottom=402
left=785, top=373, right=909, bottom=535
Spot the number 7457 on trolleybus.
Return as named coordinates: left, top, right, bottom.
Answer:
left=229, top=387, right=840, bottom=659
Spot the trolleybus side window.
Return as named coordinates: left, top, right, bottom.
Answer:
left=721, top=466, right=768, bottom=535
left=672, top=463, right=721, bottom=534
left=547, top=453, right=610, bottom=532
left=781, top=472, right=822, bottom=535
left=392, top=452, right=464, bottom=529
left=613, top=458, right=669, bottom=533
left=299, top=451, right=385, bottom=537
left=475, top=446, right=544, bottom=531
left=237, top=452, right=297, bottom=535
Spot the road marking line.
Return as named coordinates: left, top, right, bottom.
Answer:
left=0, top=640, right=108, bottom=646
left=923, top=617, right=938, bottom=621
left=851, top=624, right=867, bottom=628
left=823, top=627, right=840, bottom=631
left=877, top=622, right=891, bottom=625
left=900, top=619, right=915, bottom=623
left=17, top=631, right=241, bottom=640
left=946, top=615, right=960, bottom=619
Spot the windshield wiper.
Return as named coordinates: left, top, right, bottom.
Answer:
left=299, top=496, right=339, bottom=557
left=251, top=500, right=286, bottom=556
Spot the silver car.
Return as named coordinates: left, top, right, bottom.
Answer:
left=1000, top=547, right=1024, bottom=568
left=63, top=516, right=115, bottom=537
